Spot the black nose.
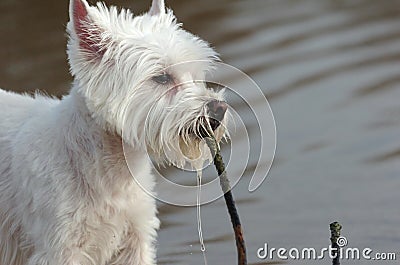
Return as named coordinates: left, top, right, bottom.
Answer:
left=206, top=100, right=228, bottom=131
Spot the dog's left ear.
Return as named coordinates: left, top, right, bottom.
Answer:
left=69, top=0, right=105, bottom=57
left=149, top=0, right=166, bottom=16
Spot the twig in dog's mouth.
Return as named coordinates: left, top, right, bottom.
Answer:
left=202, top=132, right=248, bottom=265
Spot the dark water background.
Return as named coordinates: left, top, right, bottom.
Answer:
left=1, top=0, right=400, bottom=264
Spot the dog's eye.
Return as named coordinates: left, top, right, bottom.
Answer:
left=152, top=73, right=173, bottom=85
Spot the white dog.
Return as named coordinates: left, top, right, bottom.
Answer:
left=0, top=0, right=227, bottom=264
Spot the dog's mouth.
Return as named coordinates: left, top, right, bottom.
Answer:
left=179, top=100, right=228, bottom=140
left=175, top=116, right=223, bottom=163
left=174, top=102, right=227, bottom=164
left=180, top=116, right=223, bottom=140
left=197, top=116, right=221, bottom=138
left=208, top=117, right=222, bottom=131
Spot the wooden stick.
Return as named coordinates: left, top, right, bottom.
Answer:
left=204, top=136, right=247, bottom=265
left=330, top=222, right=342, bottom=265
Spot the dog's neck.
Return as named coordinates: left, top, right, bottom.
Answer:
left=58, top=85, right=141, bottom=195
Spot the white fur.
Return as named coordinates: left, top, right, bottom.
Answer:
left=0, top=0, right=225, bottom=264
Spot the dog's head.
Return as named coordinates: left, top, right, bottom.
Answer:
left=67, top=0, right=228, bottom=167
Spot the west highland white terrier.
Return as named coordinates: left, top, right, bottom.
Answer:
left=0, top=0, right=228, bottom=264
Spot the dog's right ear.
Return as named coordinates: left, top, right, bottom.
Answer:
left=69, top=0, right=104, bottom=57
left=149, top=0, right=166, bottom=16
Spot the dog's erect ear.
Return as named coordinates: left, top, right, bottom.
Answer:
left=149, top=0, right=165, bottom=16
left=69, top=0, right=104, bottom=56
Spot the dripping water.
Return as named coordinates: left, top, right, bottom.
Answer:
left=196, top=169, right=208, bottom=265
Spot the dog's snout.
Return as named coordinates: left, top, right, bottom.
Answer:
left=206, top=100, right=227, bottom=131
